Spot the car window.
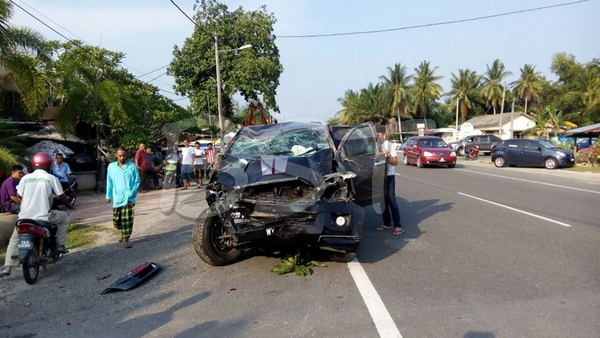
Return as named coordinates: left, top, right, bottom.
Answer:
left=417, top=138, right=448, bottom=148
left=342, top=126, right=375, bottom=157
left=480, top=136, right=490, bottom=143
left=505, top=140, right=521, bottom=148
left=523, top=140, right=540, bottom=150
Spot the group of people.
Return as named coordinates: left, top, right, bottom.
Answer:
left=134, top=140, right=217, bottom=191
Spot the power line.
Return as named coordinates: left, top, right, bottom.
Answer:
left=10, top=0, right=185, bottom=98
left=169, top=0, right=200, bottom=28
left=138, top=64, right=169, bottom=78
left=147, top=71, right=167, bottom=82
left=277, top=0, right=590, bottom=38
left=15, top=0, right=83, bottom=40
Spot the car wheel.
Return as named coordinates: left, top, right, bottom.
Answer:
left=544, top=157, right=558, bottom=169
left=494, top=156, right=506, bottom=167
left=457, top=147, right=464, bottom=156
left=416, top=157, right=424, bottom=168
left=447, top=163, right=455, bottom=168
left=193, top=213, right=241, bottom=266
left=329, top=252, right=356, bottom=263
left=403, top=154, right=409, bottom=166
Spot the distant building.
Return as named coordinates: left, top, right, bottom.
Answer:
left=460, top=112, right=536, bottom=139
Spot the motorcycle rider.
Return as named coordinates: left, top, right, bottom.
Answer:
left=0, top=153, right=71, bottom=277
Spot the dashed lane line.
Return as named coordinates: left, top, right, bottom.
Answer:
left=348, top=258, right=403, bottom=338
left=457, top=192, right=573, bottom=228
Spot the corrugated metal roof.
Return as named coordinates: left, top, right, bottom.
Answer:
left=464, top=112, right=531, bottom=128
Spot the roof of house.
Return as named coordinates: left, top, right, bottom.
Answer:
left=565, top=122, right=600, bottom=137
left=463, top=112, right=532, bottom=128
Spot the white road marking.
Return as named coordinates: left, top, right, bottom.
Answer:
left=457, top=192, right=573, bottom=227
left=348, top=258, right=402, bottom=338
left=456, top=169, right=600, bottom=195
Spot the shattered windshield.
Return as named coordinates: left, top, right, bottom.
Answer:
left=228, top=128, right=331, bottom=159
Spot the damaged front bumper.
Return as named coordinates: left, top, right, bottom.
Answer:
left=228, top=200, right=365, bottom=253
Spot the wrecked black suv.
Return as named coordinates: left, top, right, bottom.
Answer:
left=193, top=122, right=385, bottom=265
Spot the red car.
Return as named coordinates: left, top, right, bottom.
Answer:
left=403, top=136, right=457, bottom=168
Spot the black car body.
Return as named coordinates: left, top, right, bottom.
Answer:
left=491, top=139, right=575, bottom=169
left=452, top=134, right=502, bottom=155
left=193, top=122, right=385, bottom=265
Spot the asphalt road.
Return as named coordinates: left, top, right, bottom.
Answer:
left=1, top=160, right=599, bottom=338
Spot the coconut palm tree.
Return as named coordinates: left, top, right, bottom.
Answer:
left=380, top=63, right=412, bottom=140
left=481, top=59, right=511, bottom=114
left=448, top=69, right=481, bottom=123
left=412, top=61, right=443, bottom=124
left=513, top=64, right=543, bottom=115
left=0, top=0, right=49, bottom=115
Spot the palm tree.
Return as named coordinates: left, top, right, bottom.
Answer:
left=380, top=63, right=412, bottom=141
left=337, top=89, right=362, bottom=124
left=0, top=0, right=49, bottom=115
left=481, top=59, right=511, bottom=114
left=412, top=60, right=443, bottom=125
left=448, top=69, right=481, bottom=123
left=513, top=64, right=542, bottom=115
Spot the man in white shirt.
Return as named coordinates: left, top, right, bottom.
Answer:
left=180, top=139, right=197, bottom=190
left=193, top=142, right=205, bottom=187
left=0, top=152, right=70, bottom=277
left=376, top=127, right=403, bottom=236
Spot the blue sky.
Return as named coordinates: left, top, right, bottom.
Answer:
left=11, top=0, right=600, bottom=123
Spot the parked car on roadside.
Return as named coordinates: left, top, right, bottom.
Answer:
left=491, top=139, right=575, bottom=169
left=403, top=136, right=457, bottom=168
left=451, top=134, right=502, bottom=156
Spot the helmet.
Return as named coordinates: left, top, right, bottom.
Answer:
left=31, top=152, right=53, bottom=171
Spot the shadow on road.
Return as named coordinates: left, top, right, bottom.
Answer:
left=464, top=331, right=495, bottom=338
left=358, top=197, right=453, bottom=264
left=175, top=317, right=251, bottom=338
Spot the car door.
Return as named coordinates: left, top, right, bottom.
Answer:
left=503, top=140, right=523, bottom=164
left=478, top=135, right=490, bottom=151
left=338, top=123, right=385, bottom=207
left=521, top=140, right=545, bottom=166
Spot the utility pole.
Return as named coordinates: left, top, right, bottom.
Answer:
left=498, top=86, right=506, bottom=139
left=455, top=97, right=460, bottom=141
left=510, top=97, right=515, bottom=139
left=214, top=35, right=225, bottom=146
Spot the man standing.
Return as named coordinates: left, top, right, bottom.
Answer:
left=106, top=147, right=140, bottom=249
left=193, top=142, right=205, bottom=187
left=376, top=128, right=403, bottom=236
left=135, top=143, right=158, bottom=192
left=1, top=153, right=70, bottom=277
left=204, top=143, right=217, bottom=178
left=0, top=165, right=23, bottom=214
left=180, top=139, right=196, bottom=190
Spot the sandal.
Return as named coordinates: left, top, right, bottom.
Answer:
left=376, top=225, right=392, bottom=231
left=123, top=240, right=132, bottom=249
left=392, top=227, right=403, bottom=236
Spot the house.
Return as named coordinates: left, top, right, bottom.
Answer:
left=0, top=65, right=26, bottom=120
left=460, top=112, right=536, bottom=139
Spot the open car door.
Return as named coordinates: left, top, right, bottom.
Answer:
left=333, top=123, right=385, bottom=207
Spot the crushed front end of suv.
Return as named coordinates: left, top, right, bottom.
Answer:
left=193, top=122, right=384, bottom=265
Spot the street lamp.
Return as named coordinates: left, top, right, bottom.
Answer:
left=214, top=36, right=252, bottom=146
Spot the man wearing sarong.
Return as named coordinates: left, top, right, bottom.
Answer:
left=106, top=147, right=140, bottom=248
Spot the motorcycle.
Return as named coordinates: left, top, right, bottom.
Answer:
left=16, top=219, right=63, bottom=284
left=464, top=145, right=480, bottom=160
left=163, top=158, right=179, bottom=189
left=52, top=177, right=77, bottom=210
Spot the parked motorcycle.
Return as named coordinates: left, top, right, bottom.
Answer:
left=464, top=145, right=480, bottom=160
left=16, top=219, right=63, bottom=284
left=52, top=177, right=77, bottom=210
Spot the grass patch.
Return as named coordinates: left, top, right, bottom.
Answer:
left=67, top=223, right=117, bottom=250
left=565, top=165, right=600, bottom=173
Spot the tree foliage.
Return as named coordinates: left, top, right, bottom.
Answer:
left=169, top=0, right=283, bottom=117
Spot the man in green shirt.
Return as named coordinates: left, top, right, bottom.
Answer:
left=106, top=147, right=140, bottom=248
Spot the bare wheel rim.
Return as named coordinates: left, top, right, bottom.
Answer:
left=495, top=157, right=504, bottom=167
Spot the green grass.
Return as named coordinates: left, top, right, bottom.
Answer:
left=565, top=165, right=600, bottom=173
left=66, top=223, right=117, bottom=250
